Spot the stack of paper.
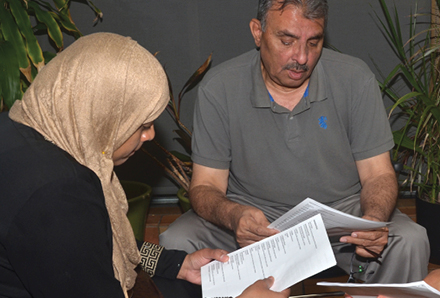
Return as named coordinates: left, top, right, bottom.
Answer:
left=269, top=198, right=388, bottom=235
left=317, top=281, right=440, bottom=298
left=201, top=197, right=392, bottom=298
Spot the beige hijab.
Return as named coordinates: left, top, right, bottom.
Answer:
left=9, top=32, right=169, bottom=296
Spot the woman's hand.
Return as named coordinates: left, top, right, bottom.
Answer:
left=237, top=277, right=290, bottom=298
left=176, top=248, right=229, bottom=284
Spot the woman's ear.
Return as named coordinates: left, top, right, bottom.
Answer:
left=249, top=18, right=263, bottom=48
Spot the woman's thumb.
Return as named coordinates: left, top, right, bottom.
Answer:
left=264, top=276, right=275, bottom=288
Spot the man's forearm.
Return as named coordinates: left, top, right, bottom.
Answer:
left=189, top=184, right=245, bottom=231
left=360, top=172, right=398, bottom=222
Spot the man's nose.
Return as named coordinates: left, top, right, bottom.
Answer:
left=291, top=43, right=308, bottom=66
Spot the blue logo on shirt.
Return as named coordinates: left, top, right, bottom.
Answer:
left=319, top=116, right=327, bottom=129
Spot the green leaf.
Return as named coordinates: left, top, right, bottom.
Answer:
left=43, top=50, right=56, bottom=63
left=0, top=40, right=22, bottom=108
left=28, top=1, right=63, bottom=49
left=7, top=0, right=45, bottom=71
left=392, top=130, right=423, bottom=154
left=0, top=0, right=30, bottom=72
left=48, top=11, right=81, bottom=36
left=51, top=0, right=82, bottom=37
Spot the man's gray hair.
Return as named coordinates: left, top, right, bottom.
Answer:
left=257, top=0, right=328, bottom=31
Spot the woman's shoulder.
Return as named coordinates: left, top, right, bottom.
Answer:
left=0, top=120, right=105, bottom=236
left=2, top=117, right=99, bottom=186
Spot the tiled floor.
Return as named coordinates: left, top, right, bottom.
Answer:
left=143, top=197, right=440, bottom=296
left=144, top=203, right=182, bottom=245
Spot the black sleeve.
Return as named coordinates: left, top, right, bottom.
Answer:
left=138, top=241, right=187, bottom=280
left=155, top=247, right=187, bottom=279
left=5, top=177, right=125, bottom=298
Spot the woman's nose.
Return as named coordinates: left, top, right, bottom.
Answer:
left=141, top=125, right=155, bottom=142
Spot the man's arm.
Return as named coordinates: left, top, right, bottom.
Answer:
left=340, top=151, right=398, bottom=258
left=357, top=152, right=398, bottom=222
left=189, top=163, right=278, bottom=247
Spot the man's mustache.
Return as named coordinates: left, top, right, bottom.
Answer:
left=283, top=62, right=309, bottom=72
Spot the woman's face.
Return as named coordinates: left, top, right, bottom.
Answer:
left=112, top=122, right=155, bottom=166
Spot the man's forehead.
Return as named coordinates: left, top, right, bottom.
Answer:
left=268, top=2, right=302, bottom=15
left=266, top=5, right=325, bottom=31
left=268, top=3, right=324, bottom=23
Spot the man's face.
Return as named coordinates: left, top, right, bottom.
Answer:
left=250, top=5, right=325, bottom=91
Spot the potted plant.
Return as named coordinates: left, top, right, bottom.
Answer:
left=377, top=0, right=440, bottom=264
left=142, top=53, right=212, bottom=212
left=0, top=0, right=102, bottom=111
left=120, top=180, right=153, bottom=241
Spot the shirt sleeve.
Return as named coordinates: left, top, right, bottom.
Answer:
left=192, top=83, right=232, bottom=169
left=139, top=241, right=187, bottom=279
left=349, top=75, right=394, bottom=160
left=5, top=177, right=125, bottom=298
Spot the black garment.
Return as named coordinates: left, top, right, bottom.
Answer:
left=0, top=113, right=186, bottom=298
left=152, top=276, right=202, bottom=298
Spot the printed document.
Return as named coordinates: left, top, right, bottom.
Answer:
left=269, top=197, right=388, bottom=236
left=317, top=281, right=440, bottom=298
left=201, top=214, right=336, bottom=298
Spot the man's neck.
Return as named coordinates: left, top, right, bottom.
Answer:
left=265, top=78, right=309, bottom=111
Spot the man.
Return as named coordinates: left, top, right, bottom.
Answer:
left=160, top=0, right=429, bottom=284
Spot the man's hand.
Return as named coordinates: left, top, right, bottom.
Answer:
left=237, top=276, right=290, bottom=298
left=340, top=215, right=389, bottom=258
left=177, top=248, right=229, bottom=285
left=231, top=205, right=279, bottom=247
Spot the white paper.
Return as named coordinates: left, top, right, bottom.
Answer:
left=201, top=214, right=336, bottom=298
left=317, top=281, right=440, bottom=298
left=269, top=198, right=388, bottom=236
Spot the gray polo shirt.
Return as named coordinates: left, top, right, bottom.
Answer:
left=192, top=48, right=394, bottom=207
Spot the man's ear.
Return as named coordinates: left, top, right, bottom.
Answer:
left=249, top=18, right=263, bottom=48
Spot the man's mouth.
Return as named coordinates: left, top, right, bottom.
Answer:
left=287, top=69, right=305, bottom=80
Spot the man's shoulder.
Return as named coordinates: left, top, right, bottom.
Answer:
left=320, top=48, right=373, bottom=76
left=201, top=49, right=258, bottom=85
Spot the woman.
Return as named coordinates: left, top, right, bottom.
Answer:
left=0, top=33, right=288, bottom=298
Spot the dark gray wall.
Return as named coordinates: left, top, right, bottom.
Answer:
left=56, top=0, right=430, bottom=195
